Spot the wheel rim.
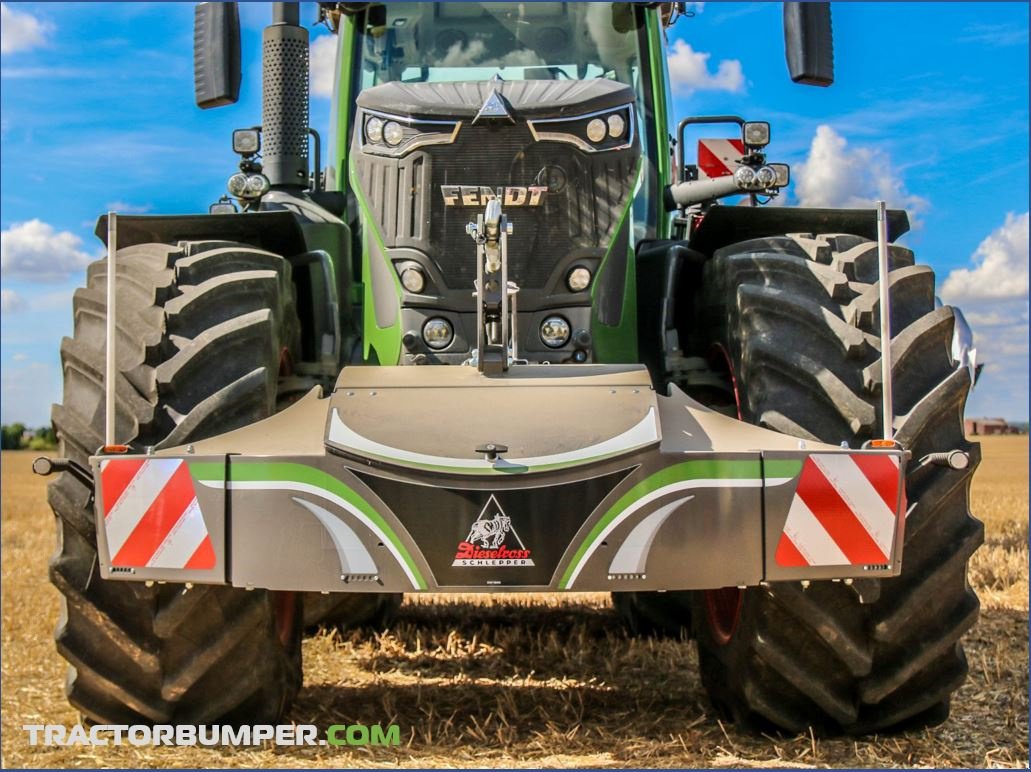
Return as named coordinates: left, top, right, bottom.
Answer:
left=705, top=587, right=743, bottom=645
left=272, top=591, right=297, bottom=649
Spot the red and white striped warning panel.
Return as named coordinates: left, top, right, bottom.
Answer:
left=698, top=138, right=745, bottom=179
left=100, top=458, right=215, bottom=570
left=775, top=453, right=905, bottom=567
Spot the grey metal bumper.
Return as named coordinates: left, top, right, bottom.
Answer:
left=90, top=365, right=908, bottom=592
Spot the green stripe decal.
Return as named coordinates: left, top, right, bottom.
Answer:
left=191, top=461, right=426, bottom=590
left=765, top=459, right=807, bottom=479
left=350, top=165, right=404, bottom=364
left=558, top=459, right=802, bottom=589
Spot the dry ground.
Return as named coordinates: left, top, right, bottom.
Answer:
left=2, top=437, right=1027, bottom=768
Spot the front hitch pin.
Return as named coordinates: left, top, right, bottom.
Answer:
left=32, top=456, right=93, bottom=488
left=919, top=450, right=970, bottom=471
left=476, top=443, right=508, bottom=463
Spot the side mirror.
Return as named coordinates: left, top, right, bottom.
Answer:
left=783, top=2, right=834, bottom=87
left=194, top=2, right=241, bottom=109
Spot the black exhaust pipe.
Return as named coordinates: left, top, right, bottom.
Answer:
left=263, top=2, right=309, bottom=189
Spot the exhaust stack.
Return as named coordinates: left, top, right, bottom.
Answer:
left=263, top=2, right=309, bottom=189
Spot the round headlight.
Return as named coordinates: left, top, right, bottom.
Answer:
left=227, top=173, right=249, bottom=198
left=422, top=318, right=453, bottom=350
left=733, top=165, right=757, bottom=189
left=366, top=116, right=384, bottom=144
left=401, top=267, right=425, bottom=294
left=586, top=118, right=606, bottom=143
left=607, top=113, right=625, bottom=138
left=755, top=166, right=777, bottom=188
left=567, top=267, right=592, bottom=292
left=383, top=121, right=404, bottom=147
left=540, top=316, right=571, bottom=348
left=243, top=173, right=270, bottom=198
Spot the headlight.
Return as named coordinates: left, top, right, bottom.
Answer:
left=360, top=112, right=459, bottom=157
left=734, top=166, right=757, bottom=189
left=209, top=197, right=237, bottom=215
left=423, top=318, right=453, bottom=350
left=243, top=173, right=270, bottom=198
left=383, top=121, right=404, bottom=147
left=227, top=173, right=249, bottom=197
left=232, top=128, right=260, bottom=155
left=743, top=121, right=770, bottom=147
left=401, top=267, right=425, bottom=294
left=607, top=114, right=625, bottom=139
left=586, top=118, right=607, bottom=143
left=770, top=163, right=791, bottom=187
left=540, top=316, right=571, bottom=348
left=527, top=104, right=633, bottom=153
left=755, top=166, right=777, bottom=188
left=567, top=267, right=592, bottom=292
left=366, top=116, right=384, bottom=143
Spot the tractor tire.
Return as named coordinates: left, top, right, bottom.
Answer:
left=48, top=240, right=304, bottom=725
left=682, top=233, right=982, bottom=734
left=303, top=592, right=403, bottom=631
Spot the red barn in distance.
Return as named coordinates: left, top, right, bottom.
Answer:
left=965, top=418, right=1022, bottom=435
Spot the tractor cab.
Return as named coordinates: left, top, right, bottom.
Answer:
left=331, top=1, right=671, bottom=367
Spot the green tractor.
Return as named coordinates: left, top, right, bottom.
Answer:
left=41, top=1, right=980, bottom=733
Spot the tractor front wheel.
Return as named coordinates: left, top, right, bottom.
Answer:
left=686, top=233, right=982, bottom=734
left=48, top=239, right=304, bottom=724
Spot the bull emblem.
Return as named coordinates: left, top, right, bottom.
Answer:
left=466, top=513, right=512, bottom=550
left=453, top=495, right=534, bottom=567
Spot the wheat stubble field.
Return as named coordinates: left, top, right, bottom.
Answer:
left=2, top=437, right=1027, bottom=768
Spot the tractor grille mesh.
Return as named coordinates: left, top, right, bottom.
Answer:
left=357, top=123, right=636, bottom=290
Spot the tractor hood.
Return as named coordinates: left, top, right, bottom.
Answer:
left=356, top=78, right=634, bottom=120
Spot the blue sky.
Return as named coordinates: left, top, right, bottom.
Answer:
left=1, top=1, right=1028, bottom=426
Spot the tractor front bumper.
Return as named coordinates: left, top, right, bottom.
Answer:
left=89, top=365, right=908, bottom=592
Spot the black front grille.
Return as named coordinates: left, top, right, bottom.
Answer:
left=356, top=122, right=638, bottom=291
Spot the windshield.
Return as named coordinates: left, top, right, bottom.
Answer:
left=359, top=2, right=644, bottom=87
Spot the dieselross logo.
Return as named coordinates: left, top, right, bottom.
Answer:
left=453, top=494, right=534, bottom=566
left=440, top=185, right=548, bottom=207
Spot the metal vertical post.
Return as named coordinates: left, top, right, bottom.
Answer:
left=876, top=201, right=894, bottom=440
left=105, top=212, right=117, bottom=448
left=500, top=215, right=509, bottom=363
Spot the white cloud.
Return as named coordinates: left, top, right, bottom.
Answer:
left=1, top=288, right=25, bottom=313
left=940, top=213, right=1030, bottom=421
left=435, top=39, right=544, bottom=69
left=1, top=220, right=94, bottom=283
left=940, top=212, right=1029, bottom=302
left=794, top=125, right=928, bottom=223
left=713, top=4, right=765, bottom=24
left=1, top=3, right=52, bottom=54
left=1, top=66, right=85, bottom=80
left=666, top=40, right=744, bottom=95
left=310, top=34, right=336, bottom=99
left=104, top=201, right=152, bottom=214
left=958, top=23, right=1028, bottom=47
left=961, top=297, right=1028, bottom=419
left=12, top=352, right=28, bottom=362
